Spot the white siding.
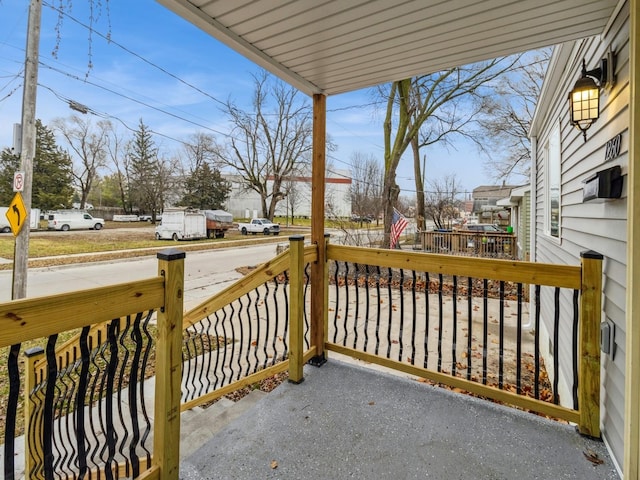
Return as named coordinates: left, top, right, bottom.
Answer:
left=532, top=3, right=629, bottom=471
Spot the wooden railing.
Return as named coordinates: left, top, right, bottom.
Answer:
left=324, top=245, right=602, bottom=437
left=2, top=238, right=604, bottom=480
left=421, top=230, right=517, bottom=259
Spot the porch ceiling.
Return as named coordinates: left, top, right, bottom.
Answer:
left=156, top=0, right=620, bottom=96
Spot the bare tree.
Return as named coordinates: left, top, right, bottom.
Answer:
left=104, top=124, right=132, bottom=213
left=52, top=115, right=110, bottom=209
left=380, top=58, right=519, bottom=247
left=425, top=175, right=463, bottom=230
left=218, top=71, right=313, bottom=220
left=477, top=49, right=551, bottom=182
left=348, top=152, right=383, bottom=224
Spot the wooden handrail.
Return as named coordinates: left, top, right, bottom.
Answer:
left=327, top=244, right=581, bottom=289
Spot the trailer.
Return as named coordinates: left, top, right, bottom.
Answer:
left=155, top=208, right=207, bottom=241
left=204, top=209, right=233, bottom=238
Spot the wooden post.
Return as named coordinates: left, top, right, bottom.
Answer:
left=309, top=93, right=327, bottom=366
left=288, top=235, right=305, bottom=383
left=626, top=0, right=640, bottom=476
left=24, top=346, right=45, bottom=480
left=579, top=250, right=603, bottom=437
left=153, top=249, right=185, bottom=480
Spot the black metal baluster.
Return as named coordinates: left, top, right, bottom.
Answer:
left=4, top=343, right=21, bottom=480
left=410, top=270, right=417, bottom=365
left=250, top=288, right=260, bottom=376
left=423, top=272, right=430, bottom=370
left=437, top=274, right=444, bottom=373
left=128, top=314, right=144, bottom=478
left=283, top=270, right=291, bottom=353
left=192, top=315, right=208, bottom=398
left=467, top=277, right=473, bottom=380
left=105, top=320, right=120, bottom=480
left=572, top=289, right=580, bottom=410
left=220, top=308, right=231, bottom=387
left=343, top=262, right=351, bottom=347
left=363, top=265, right=371, bottom=352
left=499, top=281, right=505, bottom=389
left=398, top=269, right=405, bottom=363
left=139, top=310, right=154, bottom=467
left=182, top=324, right=196, bottom=401
left=516, top=283, right=523, bottom=393
left=74, top=330, right=90, bottom=479
left=59, top=354, right=75, bottom=477
left=116, top=317, right=132, bottom=476
left=272, top=276, right=281, bottom=364
left=374, top=266, right=382, bottom=356
left=228, top=298, right=240, bottom=381
left=43, top=335, right=58, bottom=480
left=534, top=285, right=541, bottom=399
left=302, top=265, right=310, bottom=349
left=482, top=279, right=488, bottom=385
left=386, top=267, right=393, bottom=360
left=353, top=263, right=360, bottom=350
left=452, top=276, right=458, bottom=377
left=261, top=281, right=270, bottom=370
left=212, top=312, right=222, bottom=390
left=331, top=261, right=339, bottom=343
left=553, top=287, right=561, bottom=404
left=200, top=315, right=214, bottom=397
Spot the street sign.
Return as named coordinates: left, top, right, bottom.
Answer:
left=6, top=192, right=27, bottom=236
left=13, top=171, right=25, bottom=192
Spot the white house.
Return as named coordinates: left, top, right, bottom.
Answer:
left=224, top=169, right=352, bottom=219
left=530, top=3, right=630, bottom=473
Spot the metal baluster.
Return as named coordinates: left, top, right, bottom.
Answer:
left=4, top=344, right=20, bottom=480
left=332, top=261, right=340, bottom=344
left=139, top=311, right=155, bottom=470
left=375, top=266, right=382, bottom=356
left=386, top=267, right=393, bottom=360
left=398, top=269, right=405, bottom=363
left=534, top=285, right=541, bottom=399
left=553, top=287, right=561, bottom=404
left=353, top=263, right=360, bottom=350
left=43, top=335, right=58, bottom=480
left=343, top=262, right=351, bottom=347
left=499, top=281, right=505, bottom=389
left=452, top=276, right=458, bottom=377
left=410, top=270, right=417, bottom=365
left=424, top=272, right=430, bottom=370
left=482, top=279, right=488, bottom=385
left=76, top=326, right=91, bottom=478
left=437, top=274, right=444, bottom=373
left=261, top=281, right=270, bottom=370
left=363, top=265, right=371, bottom=352
left=572, top=289, right=580, bottom=410
left=516, top=283, right=523, bottom=393
left=467, top=277, right=473, bottom=380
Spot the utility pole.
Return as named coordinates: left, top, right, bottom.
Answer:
left=13, top=0, right=42, bottom=300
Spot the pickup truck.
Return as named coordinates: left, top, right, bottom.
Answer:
left=237, top=218, right=280, bottom=236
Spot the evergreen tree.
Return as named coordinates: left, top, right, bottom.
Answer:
left=0, top=119, right=74, bottom=209
left=127, top=119, right=168, bottom=220
left=180, top=162, right=231, bottom=209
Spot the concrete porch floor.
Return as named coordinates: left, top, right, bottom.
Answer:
left=180, top=359, right=619, bottom=480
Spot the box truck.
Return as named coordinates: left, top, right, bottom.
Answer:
left=155, top=208, right=207, bottom=241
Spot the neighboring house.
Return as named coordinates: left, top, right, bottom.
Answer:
left=471, top=184, right=516, bottom=225
left=497, top=185, right=531, bottom=260
left=530, top=3, right=629, bottom=474
left=223, top=169, right=352, bottom=219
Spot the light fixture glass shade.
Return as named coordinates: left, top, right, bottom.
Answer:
left=569, top=76, right=600, bottom=136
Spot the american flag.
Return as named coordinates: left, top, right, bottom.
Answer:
left=390, top=208, right=408, bottom=249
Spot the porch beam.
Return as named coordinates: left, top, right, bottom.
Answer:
left=625, top=0, right=640, bottom=476
left=309, top=93, right=327, bottom=365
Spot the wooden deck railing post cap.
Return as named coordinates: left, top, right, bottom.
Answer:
left=289, top=235, right=305, bottom=241
left=156, top=248, right=186, bottom=261
left=24, top=346, right=44, bottom=357
left=580, top=250, right=604, bottom=260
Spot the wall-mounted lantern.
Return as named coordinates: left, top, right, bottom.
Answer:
left=569, top=51, right=615, bottom=142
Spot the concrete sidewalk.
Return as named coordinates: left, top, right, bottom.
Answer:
left=180, top=359, right=619, bottom=480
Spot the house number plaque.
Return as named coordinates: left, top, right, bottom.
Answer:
left=604, top=133, right=622, bottom=162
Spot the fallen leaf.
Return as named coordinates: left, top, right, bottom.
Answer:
left=368, top=401, right=375, bottom=406
left=271, top=460, right=278, bottom=469
left=583, top=449, right=604, bottom=465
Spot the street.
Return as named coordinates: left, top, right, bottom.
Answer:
left=0, top=243, right=282, bottom=308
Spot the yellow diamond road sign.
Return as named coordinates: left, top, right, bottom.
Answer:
left=6, top=192, right=27, bottom=236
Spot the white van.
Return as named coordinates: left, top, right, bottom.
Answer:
left=47, top=211, right=105, bottom=231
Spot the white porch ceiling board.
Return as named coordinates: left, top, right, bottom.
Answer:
left=277, top=1, right=611, bottom=68
left=156, top=0, right=620, bottom=96
left=298, top=10, right=615, bottom=85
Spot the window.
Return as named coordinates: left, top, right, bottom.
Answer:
left=545, top=123, right=561, bottom=238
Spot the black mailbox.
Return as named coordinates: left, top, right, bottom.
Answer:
left=583, top=165, right=623, bottom=202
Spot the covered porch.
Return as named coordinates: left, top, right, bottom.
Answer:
left=180, top=359, right=617, bottom=479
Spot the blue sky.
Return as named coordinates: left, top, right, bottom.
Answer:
left=0, top=0, right=494, bottom=197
